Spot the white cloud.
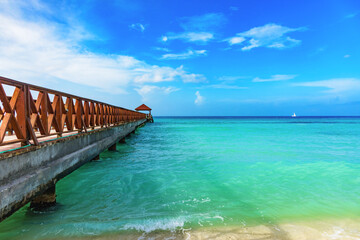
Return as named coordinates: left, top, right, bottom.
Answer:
left=294, top=78, right=360, bottom=93
left=194, top=91, right=205, bottom=105
left=345, top=13, right=358, bottom=19
left=226, top=23, right=305, bottom=51
left=135, top=85, right=159, bottom=95
left=0, top=0, right=51, bottom=16
left=218, top=76, right=247, bottom=82
left=0, top=1, right=205, bottom=94
left=163, top=86, right=179, bottom=94
left=135, top=85, right=180, bottom=101
left=154, top=47, right=170, bottom=52
left=199, top=84, right=247, bottom=90
left=162, top=49, right=207, bottom=60
left=181, top=72, right=207, bottom=83
left=197, top=76, right=249, bottom=90
left=162, top=32, right=214, bottom=43
left=129, top=23, right=145, bottom=32
left=160, top=13, right=224, bottom=44
left=344, top=54, right=351, bottom=58
left=253, top=74, right=297, bottom=82
left=180, top=13, right=226, bottom=31
left=228, top=36, right=245, bottom=45
left=133, top=65, right=206, bottom=84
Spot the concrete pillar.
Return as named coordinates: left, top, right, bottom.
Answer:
left=30, top=185, right=56, bottom=209
left=119, top=138, right=126, bottom=143
left=108, top=143, right=116, bottom=151
left=92, top=155, right=100, bottom=160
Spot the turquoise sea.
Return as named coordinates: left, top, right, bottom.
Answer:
left=1, top=117, right=360, bottom=239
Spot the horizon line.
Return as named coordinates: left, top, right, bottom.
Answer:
left=153, top=115, right=360, bottom=117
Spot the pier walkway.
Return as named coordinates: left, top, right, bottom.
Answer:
left=0, top=76, right=149, bottom=222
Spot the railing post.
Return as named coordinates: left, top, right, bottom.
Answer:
left=54, top=94, right=63, bottom=137
left=25, top=87, right=39, bottom=145
left=75, top=99, right=82, bottom=132
left=99, top=104, right=102, bottom=127
left=65, top=97, right=74, bottom=131
left=84, top=101, right=89, bottom=128
left=90, top=102, right=95, bottom=129
left=40, top=91, right=49, bottom=135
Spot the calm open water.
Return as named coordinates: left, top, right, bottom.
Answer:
left=1, top=117, right=360, bottom=239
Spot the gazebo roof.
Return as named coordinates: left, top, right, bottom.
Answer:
left=135, top=104, right=152, bottom=111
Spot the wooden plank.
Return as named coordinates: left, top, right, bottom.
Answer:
left=0, top=84, right=13, bottom=113
left=89, top=101, right=95, bottom=128
left=74, top=99, right=82, bottom=130
left=84, top=101, right=90, bottom=128
left=35, top=92, right=43, bottom=112
left=0, top=114, right=11, bottom=143
left=26, top=117, right=39, bottom=145
left=40, top=92, right=49, bottom=135
left=54, top=95, right=63, bottom=134
left=15, top=87, right=27, bottom=139
left=65, top=97, right=73, bottom=131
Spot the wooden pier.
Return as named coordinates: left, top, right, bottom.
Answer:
left=0, top=76, right=151, bottom=222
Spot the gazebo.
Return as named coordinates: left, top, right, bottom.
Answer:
left=135, top=104, right=153, bottom=122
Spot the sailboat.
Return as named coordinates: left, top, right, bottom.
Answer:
left=291, top=113, right=296, bottom=118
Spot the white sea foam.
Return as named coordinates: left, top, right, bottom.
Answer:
left=212, top=215, right=224, bottom=222
left=123, top=218, right=185, bottom=233
left=322, top=226, right=360, bottom=240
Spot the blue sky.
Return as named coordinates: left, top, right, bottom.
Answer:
left=0, top=0, right=359, bottom=116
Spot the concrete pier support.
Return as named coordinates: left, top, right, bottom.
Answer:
left=108, top=143, right=116, bottom=151
left=30, top=185, right=56, bottom=209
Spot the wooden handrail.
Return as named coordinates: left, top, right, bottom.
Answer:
left=0, top=76, right=146, bottom=146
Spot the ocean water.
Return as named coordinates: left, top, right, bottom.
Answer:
left=1, top=117, right=360, bottom=239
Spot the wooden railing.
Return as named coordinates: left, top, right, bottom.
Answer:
left=0, top=76, right=146, bottom=146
